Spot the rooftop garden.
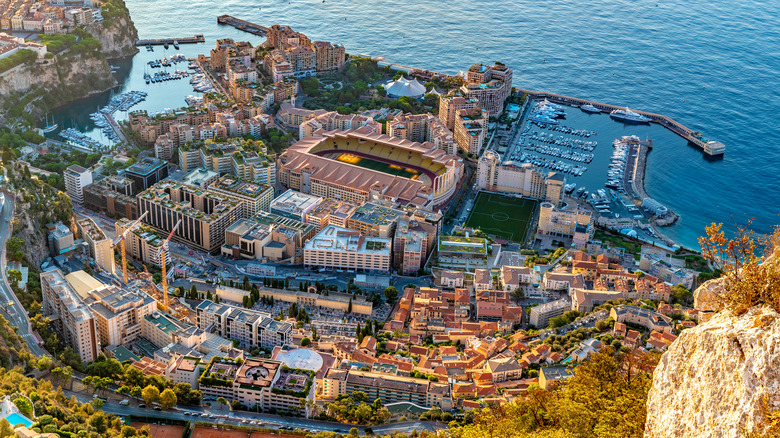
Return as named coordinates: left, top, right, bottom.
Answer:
left=438, top=235, right=488, bottom=254
left=199, top=357, right=244, bottom=387
left=271, top=366, right=315, bottom=398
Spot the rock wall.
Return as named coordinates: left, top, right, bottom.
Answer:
left=0, top=54, right=116, bottom=125
left=645, top=304, right=780, bottom=438
left=87, top=14, right=138, bottom=59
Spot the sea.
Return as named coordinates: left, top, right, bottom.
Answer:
left=50, top=0, right=780, bottom=250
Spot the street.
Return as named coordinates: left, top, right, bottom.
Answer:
left=0, top=195, right=48, bottom=357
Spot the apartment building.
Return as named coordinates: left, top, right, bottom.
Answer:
left=207, top=176, right=274, bottom=218
left=77, top=217, right=114, bottom=276
left=387, top=112, right=456, bottom=155
left=538, top=202, right=594, bottom=246
left=299, top=111, right=381, bottom=139
left=453, top=107, right=488, bottom=155
left=476, top=150, right=565, bottom=206
left=322, top=369, right=452, bottom=409
left=64, top=164, right=92, bottom=205
left=304, top=225, right=391, bottom=273
left=83, top=176, right=138, bottom=220
left=195, top=300, right=292, bottom=350
left=115, top=219, right=164, bottom=267
left=439, top=94, right=479, bottom=130
left=87, top=282, right=157, bottom=347
left=393, top=218, right=429, bottom=275
left=529, top=298, right=569, bottom=328
left=460, top=63, right=513, bottom=116
left=137, top=180, right=243, bottom=254
left=312, top=41, right=345, bottom=71
left=217, top=285, right=373, bottom=316
left=40, top=269, right=100, bottom=363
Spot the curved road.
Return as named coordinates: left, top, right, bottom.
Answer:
left=0, top=194, right=48, bottom=357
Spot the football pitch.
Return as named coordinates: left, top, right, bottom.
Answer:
left=336, top=153, right=420, bottom=179
left=465, top=192, right=537, bottom=242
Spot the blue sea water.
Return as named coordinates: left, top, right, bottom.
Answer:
left=56, top=0, right=780, bottom=250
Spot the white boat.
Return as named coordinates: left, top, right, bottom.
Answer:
left=581, top=104, right=600, bottom=113
left=610, top=108, right=651, bottom=123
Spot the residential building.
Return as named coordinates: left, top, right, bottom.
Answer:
left=538, top=202, right=594, bottom=246
left=179, top=168, right=220, bottom=189
left=222, top=217, right=299, bottom=262
left=539, top=366, right=574, bottom=390
left=304, top=199, right=357, bottom=234
left=41, top=269, right=100, bottom=363
left=83, top=176, right=138, bottom=220
left=439, top=270, right=464, bottom=289
left=47, top=222, right=75, bottom=255
left=453, top=107, right=488, bottom=155
left=476, top=151, right=565, bottom=206
left=77, top=218, right=114, bottom=276
left=529, top=298, right=569, bottom=328
left=64, top=164, right=92, bottom=204
left=115, top=219, right=164, bottom=267
left=610, top=305, right=673, bottom=334
left=393, top=217, right=429, bottom=275
left=137, top=180, right=244, bottom=254
left=322, top=368, right=452, bottom=409
left=387, top=113, right=456, bottom=155
left=207, top=176, right=274, bottom=218
left=217, top=285, right=373, bottom=316
left=303, top=225, right=392, bottom=273
left=312, top=41, right=345, bottom=71
left=459, top=63, right=513, bottom=116
left=195, top=300, right=292, bottom=350
left=438, top=94, right=479, bottom=130
left=299, top=111, right=381, bottom=139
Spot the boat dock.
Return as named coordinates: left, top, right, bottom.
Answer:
left=515, top=87, right=725, bottom=156
left=217, top=15, right=268, bottom=36
left=135, top=35, right=205, bottom=47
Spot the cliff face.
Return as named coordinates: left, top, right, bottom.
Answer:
left=87, top=14, right=138, bottom=59
left=0, top=54, right=116, bottom=125
left=645, top=303, right=780, bottom=438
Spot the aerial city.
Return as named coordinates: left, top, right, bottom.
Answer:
left=0, top=0, right=776, bottom=437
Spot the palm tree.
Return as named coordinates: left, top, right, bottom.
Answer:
left=216, top=397, right=227, bottom=411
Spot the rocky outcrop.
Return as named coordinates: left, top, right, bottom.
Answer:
left=694, top=276, right=726, bottom=313
left=0, top=54, right=116, bottom=126
left=87, top=14, right=138, bottom=59
left=645, top=305, right=780, bottom=438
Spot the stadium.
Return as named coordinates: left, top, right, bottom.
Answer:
left=278, top=129, right=464, bottom=209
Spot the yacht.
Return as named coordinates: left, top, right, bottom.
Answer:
left=610, top=108, right=651, bottom=123
left=580, top=103, right=600, bottom=113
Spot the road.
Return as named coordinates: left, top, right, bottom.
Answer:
left=65, top=389, right=436, bottom=434
left=0, top=194, right=49, bottom=357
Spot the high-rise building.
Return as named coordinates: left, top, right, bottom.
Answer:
left=115, top=219, right=164, bottom=267
left=393, top=218, right=429, bottom=275
left=312, top=41, right=345, bottom=72
left=538, top=203, right=594, bottom=247
left=460, top=63, right=513, bottom=116
left=77, top=217, right=114, bottom=276
left=41, top=269, right=100, bottom=363
left=270, top=189, right=323, bottom=222
left=387, top=113, right=456, bottom=155
left=438, top=94, right=479, bottom=131
left=64, top=164, right=92, bottom=205
left=453, top=107, right=488, bottom=155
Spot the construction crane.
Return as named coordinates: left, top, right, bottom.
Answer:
left=111, top=211, right=148, bottom=285
left=157, top=219, right=182, bottom=313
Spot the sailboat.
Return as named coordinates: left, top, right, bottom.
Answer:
left=42, top=114, right=58, bottom=133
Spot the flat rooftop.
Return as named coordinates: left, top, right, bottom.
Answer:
left=211, top=175, right=271, bottom=198
left=349, top=202, right=405, bottom=226
left=270, top=189, right=323, bottom=217
left=180, top=168, right=219, bottom=187
left=305, top=225, right=391, bottom=255
left=438, top=235, right=488, bottom=255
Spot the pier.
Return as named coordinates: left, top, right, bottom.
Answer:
left=217, top=15, right=268, bottom=36
left=515, top=87, right=725, bottom=156
left=135, top=35, right=205, bottom=46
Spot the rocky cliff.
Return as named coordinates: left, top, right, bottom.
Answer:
left=87, top=14, right=138, bottom=59
left=645, top=303, right=780, bottom=438
left=0, top=53, right=116, bottom=126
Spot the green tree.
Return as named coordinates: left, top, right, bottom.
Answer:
left=141, top=385, right=160, bottom=405
left=159, top=388, right=177, bottom=409
left=347, top=297, right=353, bottom=313
left=511, top=287, right=525, bottom=305
left=301, top=337, right=311, bottom=347
left=384, top=286, right=399, bottom=304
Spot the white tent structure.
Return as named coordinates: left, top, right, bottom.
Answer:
left=384, top=76, right=427, bottom=98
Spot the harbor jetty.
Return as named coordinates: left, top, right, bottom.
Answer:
left=135, top=35, right=205, bottom=46
left=515, top=87, right=725, bottom=156
left=217, top=15, right=268, bottom=36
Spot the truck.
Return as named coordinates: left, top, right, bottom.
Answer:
left=119, top=399, right=129, bottom=406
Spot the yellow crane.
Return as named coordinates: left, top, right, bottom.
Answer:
left=157, top=219, right=182, bottom=313
left=111, top=211, right=148, bottom=285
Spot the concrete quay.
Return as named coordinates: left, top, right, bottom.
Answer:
left=217, top=15, right=268, bottom=36
left=135, top=35, right=205, bottom=46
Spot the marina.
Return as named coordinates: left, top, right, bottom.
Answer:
left=515, top=88, right=725, bottom=156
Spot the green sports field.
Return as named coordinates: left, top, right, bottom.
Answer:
left=465, top=192, right=537, bottom=242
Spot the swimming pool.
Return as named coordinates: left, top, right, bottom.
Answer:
left=5, top=412, right=33, bottom=428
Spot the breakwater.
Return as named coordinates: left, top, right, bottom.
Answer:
left=135, top=35, right=205, bottom=46
left=217, top=15, right=268, bottom=36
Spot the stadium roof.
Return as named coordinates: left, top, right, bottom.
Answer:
left=385, top=76, right=426, bottom=98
